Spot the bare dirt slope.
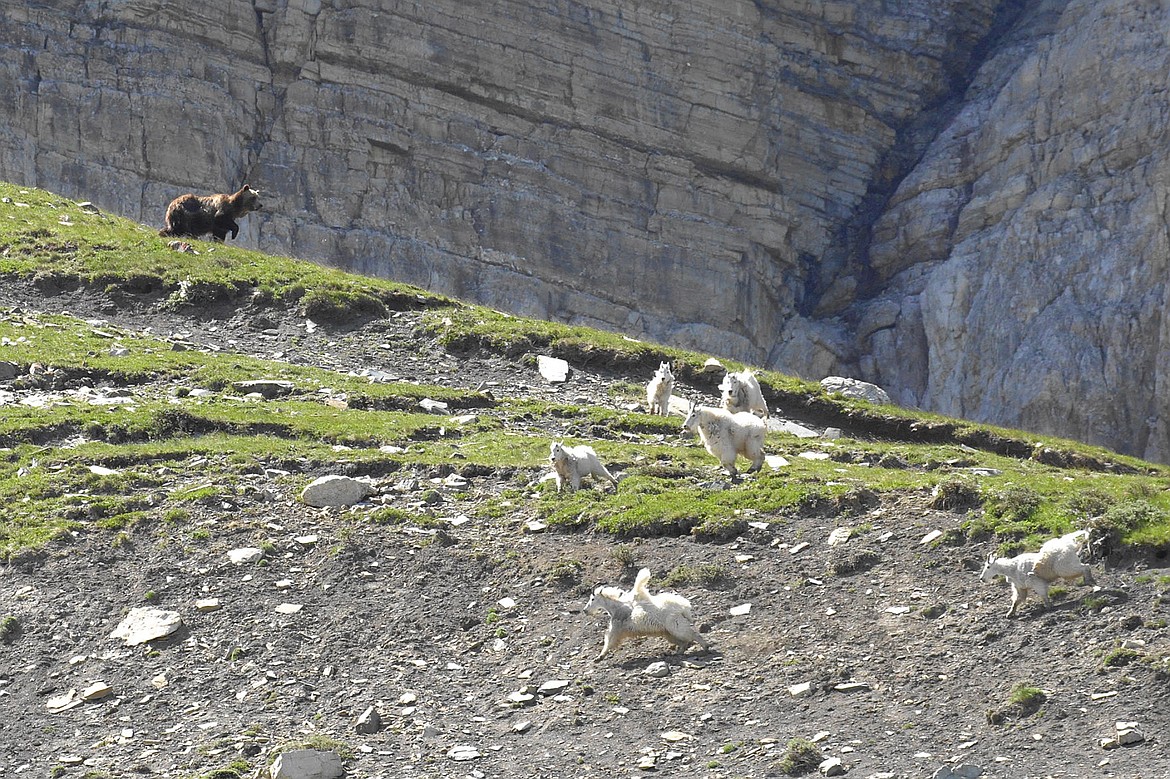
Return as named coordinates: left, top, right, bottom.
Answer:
left=1, top=285, right=1168, bottom=779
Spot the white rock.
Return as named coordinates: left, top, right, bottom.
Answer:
left=823, top=427, right=843, bottom=439
left=833, top=681, right=871, bottom=693
left=79, top=682, right=112, bottom=701
left=355, top=705, right=381, bottom=734
left=537, top=355, right=570, bottom=383
left=644, top=661, right=670, bottom=678
left=270, top=749, right=344, bottom=779
left=781, top=421, right=821, bottom=438
left=789, top=681, right=813, bottom=697
left=110, top=607, right=182, bottom=646
left=88, top=465, right=121, bottom=476
left=1115, top=726, right=1144, bottom=746
left=276, top=603, right=303, bottom=615
left=827, top=527, right=852, bottom=546
left=300, top=475, right=373, bottom=507
left=820, top=376, right=892, bottom=405
left=419, top=398, right=449, bottom=413
left=46, top=689, right=81, bottom=712
left=702, top=358, right=725, bottom=373
left=729, top=603, right=751, bottom=616
left=766, top=454, right=791, bottom=469
left=227, top=547, right=265, bottom=567
left=538, top=679, right=570, bottom=695
left=446, top=744, right=481, bottom=761
left=920, top=529, right=943, bottom=545
left=819, top=756, right=847, bottom=776
left=196, top=598, right=222, bottom=612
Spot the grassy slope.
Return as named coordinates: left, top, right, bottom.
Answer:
left=2, top=181, right=1169, bottom=558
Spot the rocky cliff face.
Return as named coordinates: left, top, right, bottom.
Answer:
left=3, top=0, right=1168, bottom=461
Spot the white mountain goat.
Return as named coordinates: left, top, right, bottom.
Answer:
left=980, top=529, right=1095, bottom=616
left=583, top=568, right=712, bottom=660
left=681, top=402, right=765, bottom=478
left=646, top=361, right=674, bottom=416
left=548, top=441, right=617, bottom=492
left=719, top=369, right=769, bottom=418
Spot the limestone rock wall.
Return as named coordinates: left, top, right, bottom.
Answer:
left=3, top=0, right=1168, bottom=460
left=856, top=0, right=1170, bottom=460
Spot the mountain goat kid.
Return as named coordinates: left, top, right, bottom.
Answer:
left=646, top=361, right=674, bottom=416
left=549, top=441, right=618, bottom=492
left=682, top=403, right=766, bottom=478
left=584, top=568, right=712, bottom=661
left=980, top=529, right=1095, bottom=616
left=719, top=369, right=769, bottom=418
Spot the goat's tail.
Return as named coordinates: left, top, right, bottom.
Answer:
left=631, top=568, right=652, bottom=600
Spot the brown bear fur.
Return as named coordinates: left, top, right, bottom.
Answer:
left=159, top=184, right=264, bottom=242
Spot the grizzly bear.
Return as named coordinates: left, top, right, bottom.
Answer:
left=158, top=184, right=264, bottom=242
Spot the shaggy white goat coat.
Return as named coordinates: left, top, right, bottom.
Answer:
left=584, top=568, right=711, bottom=660
left=719, top=369, right=769, bottom=418
left=1031, top=529, right=1095, bottom=585
left=980, top=529, right=1094, bottom=616
left=549, top=441, right=617, bottom=492
left=682, top=403, right=765, bottom=477
left=646, top=361, right=674, bottom=416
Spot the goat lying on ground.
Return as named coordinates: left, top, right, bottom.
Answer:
left=980, top=529, right=1095, bottom=616
left=646, top=361, right=674, bottom=416
left=549, top=441, right=617, bottom=492
left=682, top=402, right=765, bottom=478
left=584, top=568, right=711, bottom=660
left=719, top=369, right=769, bottom=418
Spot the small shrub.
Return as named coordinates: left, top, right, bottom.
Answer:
left=985, top=486, right=1042, bottom=524
left=610, top=544, right=636, bottom=567
left=163, top=508, right=190, bottom=524
left=1066, top=488, right=1112, bottom=520
left=661, top=563, right=726, bottom=588
left=777, top=737, right=822, bottom=776
left=1102, top=646, right=1140, bottom=668
left=1008, top=684, right=1046, bottom=710
left=368, top=506, right=414, bottom=525
left=930, top=479, right=981, bottom=511
left=547, top=558, right=583, bottom=586
left=0, top=615, right=20, bottom=643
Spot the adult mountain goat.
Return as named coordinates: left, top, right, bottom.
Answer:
left=584, top=568, right=711, bottom=660
left=719, top=369, right=768, bottom=418
left=681, top=403, right=765, bottom=478
left=979, top=529, right=1095, bottom=616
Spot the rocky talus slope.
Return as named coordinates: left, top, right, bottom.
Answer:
left=0, top=273, right=1167, bottom=779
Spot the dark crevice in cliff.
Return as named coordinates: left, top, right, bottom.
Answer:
left=808, top=0, right=1047, bottom=314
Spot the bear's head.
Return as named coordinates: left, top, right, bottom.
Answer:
left=235, top=184, right=264, bottom=215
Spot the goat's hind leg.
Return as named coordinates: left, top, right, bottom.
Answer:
left=1026, top=573, right=1051, bottom=609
